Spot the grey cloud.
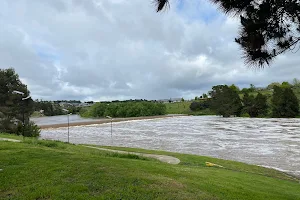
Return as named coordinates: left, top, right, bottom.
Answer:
left=0, top=0, right=299, bottom=101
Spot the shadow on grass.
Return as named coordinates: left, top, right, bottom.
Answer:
left=104, top=152, right=151, bottom=161
left=23, top=139, right=69, bottom=149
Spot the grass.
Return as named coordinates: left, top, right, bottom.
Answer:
left=166, top=101, right=192, bottom=114
left=1, top=134, right=300, bottom=200
left=166, top=101, right=215, bottom=115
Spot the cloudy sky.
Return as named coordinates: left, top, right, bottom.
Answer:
left=1, top=0, right=299, bottom=101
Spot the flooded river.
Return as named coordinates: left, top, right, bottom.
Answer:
left=40, top=116, right=300, bottom=177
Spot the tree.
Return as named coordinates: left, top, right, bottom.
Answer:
left=203, top=93, right=208, bottom=98
left=243, top=93, right=268, bottom=117
left=281, top=81, right=292, bottom=88
left=267, top=82, right=281, bottom=90
left=249, top=84, right=256, bottom=92
left=292, top=78, right=300, bottom=87
left=242, top=92, right=256, bottom=116
left=210, top=85, right=242, bottom=117
left=272, top=86, right=299, bottom=118
left=229, top=84, right=240, bottom=93
left=80, top=102, right=166, bottom=118
left=241, top=88, right=250, bottom=94
left=0, top=68, right=39, bottom=136
left=154, top=0, right=300, bottom=67
left=190, top=100, right=210, bottom=111
left=255, top=93, right=268, bottom=117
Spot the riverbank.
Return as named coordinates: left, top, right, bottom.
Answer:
left=0, top=134, right=299, bottom=200
left=38, top=115, right=186, bottom=129
left=40, top=116, right=300, bottom=178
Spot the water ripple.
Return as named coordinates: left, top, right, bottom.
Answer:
left=41, top=116, right=300, bottom=177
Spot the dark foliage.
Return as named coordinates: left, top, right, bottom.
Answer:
left=33, top=101, right=64, bottom=116
left=154, top=0, right=170, bottom=12
left=190, top=100, right=210, bottom=111
left=154, top=0, right=300, bottom=67
left=0, top=68, right=39, bottom=136
left=243, top=92, right=268, bottom=117
left=272, top=85, right=299, bottom=117
left=210, top=85, right=242, bottom=117
left=16, top=121, right=40, bottom=137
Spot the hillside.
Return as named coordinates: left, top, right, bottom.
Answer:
left=1, top=134, right=300, bottom=200
left=166, top=101, right=215, bottom=115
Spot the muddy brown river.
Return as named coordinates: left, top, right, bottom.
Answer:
left=40, top=116, right=300, bottom=177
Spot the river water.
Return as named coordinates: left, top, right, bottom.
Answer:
left=40, top=116, right=300, bottom=177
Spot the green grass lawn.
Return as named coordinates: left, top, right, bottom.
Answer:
left=166, top=101, right=192, bottom=114
left=1, top=134, right=300, bottom=200
left=166, top=101, right=215, bottom=115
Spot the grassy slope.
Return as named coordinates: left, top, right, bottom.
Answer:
left=239, top=88, right=300, bottom=102
left=1, top=134, right=300, bottom=200
left=165, top=101, right=215, bottom=115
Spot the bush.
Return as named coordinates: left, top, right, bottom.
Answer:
left=190, top=101, right=210, bottom=111
left=80, top=102, right=166, bottom=118
left=16, top=121, right=40, bottom=137
left=240, top=113, right=250, bottom=118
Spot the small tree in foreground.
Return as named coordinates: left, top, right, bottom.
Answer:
left=0, top=68, right=39, bottom=137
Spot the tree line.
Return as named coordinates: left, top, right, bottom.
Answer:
left=33, top=100, right=81, bottom=116
left=190, top=82, right=299, bottom=118
left=80, top=101, right=166, bottom=118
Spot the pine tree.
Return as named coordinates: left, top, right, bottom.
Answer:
left=0, top=68, right=35, bottom=134
left=154, top=0, right=300, bottom=67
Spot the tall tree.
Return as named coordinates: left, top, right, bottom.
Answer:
left=292, top=78, right=300, bottom=87
left=272, top=85, right=299, bottom=117
left=267, top=82, right=281, bottom=90
left=0, top=68, right=34, bottom=134
left=281, top=81, right=292, bottom=88
left=229, top=84, right=240, bottom=93
left=154, top=0, right=300, bottom=67
left=242, top=92, right=256, bottom=116
left=210, top=85, right=242, bottom=117
left=255, top=93, right=268, bottom=117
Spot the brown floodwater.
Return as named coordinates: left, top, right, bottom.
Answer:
left=40, top=116, right=300, bottom=177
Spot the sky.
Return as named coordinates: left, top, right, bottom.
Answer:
left=1, top=0, right=300, bottom=101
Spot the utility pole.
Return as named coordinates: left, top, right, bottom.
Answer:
left=106, top=116, right=113, bottom=145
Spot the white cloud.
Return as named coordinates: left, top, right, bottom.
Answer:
left=0, top=0, right=299, bottom=101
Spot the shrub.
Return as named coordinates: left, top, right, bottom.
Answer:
left=80, top=102, right=166, bottom=118
left=16, top=121, right=40, bottom=137
left=240, top=113, right=250, bottom=118
left=190, top=101, right=210, bottom=111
